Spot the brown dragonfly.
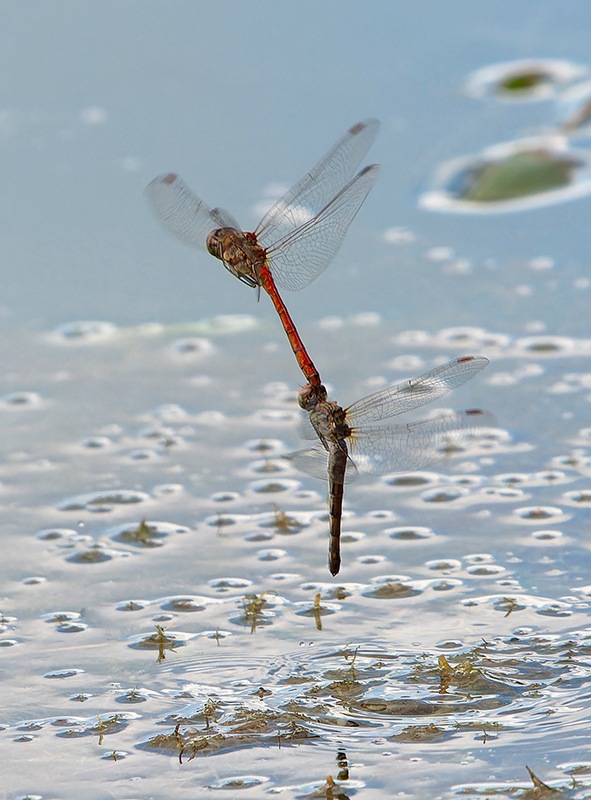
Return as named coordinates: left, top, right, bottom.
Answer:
left=292, top=355, right=492, bottom=575
left=146, top=120, right=379, bottom=385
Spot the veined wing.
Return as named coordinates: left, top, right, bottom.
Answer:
left=145, top=173, right=239, bottom=248
left=255, top=119, right=379, bottom=248
left=346, top=356, right=489, bottom=426
left=349, top=409, right=495, bottom=474
left=286, top=447, right=359, bottom=484
left=262, top=164, right=379, bottom=291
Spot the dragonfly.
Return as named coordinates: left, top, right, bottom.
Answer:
left=146, top=119, right=380, bottom=385
left=293, top=355, right=493, bottom=576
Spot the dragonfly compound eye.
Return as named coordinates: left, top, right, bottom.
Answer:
left=206, top=229, right=223, bottom=258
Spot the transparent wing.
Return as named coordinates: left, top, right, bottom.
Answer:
left=145, top=173, right=239, bottom=248
left=349, top=409, right=495, bottom=475
left=261, top=164, right=379, bottom=291
left=346, top=356, right=490, bottom=426
left=299, top=414, right=319, bottom=441
left=255, top=118, right=379, bottom=247
left=285, top=447, right=359, bottom=484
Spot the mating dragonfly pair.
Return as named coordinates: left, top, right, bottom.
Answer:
left=146, top=119, right=491, bottom=576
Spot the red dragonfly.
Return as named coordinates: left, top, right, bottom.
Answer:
left=146, top=120, right=379, bottom=386
left=293, top=356, right=492, bottom=576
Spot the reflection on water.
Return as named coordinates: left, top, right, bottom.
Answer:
left=1, top=310, right=591, bottom=797
left=421, top=137, right=591, bottom=213
left=464, top=58, right=588, bottom=102
left=424, top=57, right=591, bottom=214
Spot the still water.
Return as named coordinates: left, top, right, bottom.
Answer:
left=3, top=2, right=591, bottom=798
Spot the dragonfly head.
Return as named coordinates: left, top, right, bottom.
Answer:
left=207, top=228, right=260, bottom=289
left=298, top=382, right=327, bottom=411
left=206, top=228, right=227, bottom=260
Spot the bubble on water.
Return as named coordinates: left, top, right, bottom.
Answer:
left=387, top=526, right=435, bottom=540
left=367, top=509, right=399, bottom=521
left=432, top=579, right=463, bottom=591
left=464, top=59, right=587, bottom=102
left=479, top=486, right=525, bottom=501
left=152, top=483, right=184, bottom=497
left=248, top=478, right=301, bottom=494
left=49, top=320, right=117, bottom=343
left=382, top=471, right=440, bottom=488
left=463, top=592, right=573, bottom=617
left=537, top=603, right=573, bottom=617
left=513, top=505, right=566, bottom=521
left=438, top=640, right=468, bottom=653
left=110, top=520, right=191, bottom=547
left=125, top=448, right=161, bottom=462
left=208, top=577, right=253, bottom=591
left=0, top=615, right=17, bottom=633
left=364, top=576, right=423, bottom=598
left=293, top=488, right=322, bottom=502
left=425, top=559, right=462, bottom=571
left=208, top=775, right=270, bottom=790
left=435, top=326, right=511, bottom=349
left=0, top=391, right=43, bottom=409
left=563, top=489, right=591, bottom=504
left=210, top=491, right=241, bottom=503
left=80, top=435, right=112, bottom=449
left=257, top=509, right=310, bottom=533
left=249, top=458, right=290, bottom=475
left=256, top=548, right=287, bottom=561
left=466, top=564, right=506, bottom=576
left=421, top=486, right=470, bottom=503
left=245, top=530, right=273, bottom=542
left=465, top=553, right=495, bottom=564
left=42, top=611, right=82, bottom=624
left=244, top=438, right=286, bottom=454
left=357, top=554, right=387, bottom=565
left=169, top=337, right=214, bottom=358
left=66, top=543, right=129, bottom=563
left=341, top=530, right=365, bottom=543
left=58, top=489, right=149, bottom=512
left=44, top=668, right=85, bottom=679
left=116, top=599, right=150, bottom=611
left=36, top=527, right=78, bottom=541
left=494, top=472, right=530, bottom=485
left=203, top=513, right=246, bottom=527
left=531, top=529, right=564, bottom=541
left=517, top=335, right=577, bottom=354
left=56, top=622, right=87, bottom=633
left=127, top=630, right=194, bottom=650
left=101, top=750, right=129, bottom=760
left=159, top=596, right=210, bottom=612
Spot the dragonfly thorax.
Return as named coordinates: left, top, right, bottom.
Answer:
left=206, top=227, right=266, bottom=288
